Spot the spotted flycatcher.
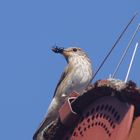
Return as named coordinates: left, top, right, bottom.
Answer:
left=33, top=46, right=93, bottom=140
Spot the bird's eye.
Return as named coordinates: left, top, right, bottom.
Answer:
left=73, top=48, right=77, bottom=52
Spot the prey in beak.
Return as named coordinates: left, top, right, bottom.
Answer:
left=52, top=46, right=64, bottom=54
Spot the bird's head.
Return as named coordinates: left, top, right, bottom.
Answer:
left=52, top=46, right=86, bottom=62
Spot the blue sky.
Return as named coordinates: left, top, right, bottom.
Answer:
left=0, top=0, right=140, bottom=140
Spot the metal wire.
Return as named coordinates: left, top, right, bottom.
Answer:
left=125, top=42, right=139, bottom=82
left=90, top=13, right=137, bottom=82
left=112, top=23, right=140, bottom=78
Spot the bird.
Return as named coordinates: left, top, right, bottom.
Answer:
left=33, top=46, right=93, bottom=140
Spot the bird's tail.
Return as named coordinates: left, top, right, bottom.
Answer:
left=33, top=97, right=65, bottom=140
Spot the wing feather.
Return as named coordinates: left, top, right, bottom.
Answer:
left=53, top=66, right=68, bottom=97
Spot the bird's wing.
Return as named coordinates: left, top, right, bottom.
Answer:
left=33, top=66, right=69, bottom=140
left=53, top=65, right=68, bottom=97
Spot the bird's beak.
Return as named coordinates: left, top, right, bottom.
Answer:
left=61, top=49, right=71, bottom=58
left=52, top=46, right=71, bottom=58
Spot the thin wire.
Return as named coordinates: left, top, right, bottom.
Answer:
left=112, top=23, right=140, bottom=78
left=90, top=13, right=137, bottom=82
left=125, top=42, right=139, bottom=82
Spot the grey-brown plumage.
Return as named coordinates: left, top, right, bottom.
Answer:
left=33, top=47, right=93, bottom=140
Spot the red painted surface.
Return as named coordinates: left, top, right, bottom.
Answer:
left=59, top=91, right=79, bottom=127
left=128, top=117, right=140, bottom=140
left=61, top=96, right=134, bottom=140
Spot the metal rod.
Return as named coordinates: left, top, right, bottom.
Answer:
left=125, top=42, right=139, bottom=82
left=91, top=13, right=137, bottom=82
left=112, top=23, right=140, bottom=78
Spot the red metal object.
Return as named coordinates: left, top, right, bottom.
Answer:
left=59, top=91, right=80, bottom=127
left=65, top=96, right=134, bottom=140
left=128, top=117, right=140, bottom=140
left=43, top=80, right=140, bottom=140
left=33, top=80, right=140, bottom=140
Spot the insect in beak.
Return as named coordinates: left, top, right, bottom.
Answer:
left=52, top=45, right=64, bottom=54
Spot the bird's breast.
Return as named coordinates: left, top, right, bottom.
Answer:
left=62, top=58, right=93, bottom=95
